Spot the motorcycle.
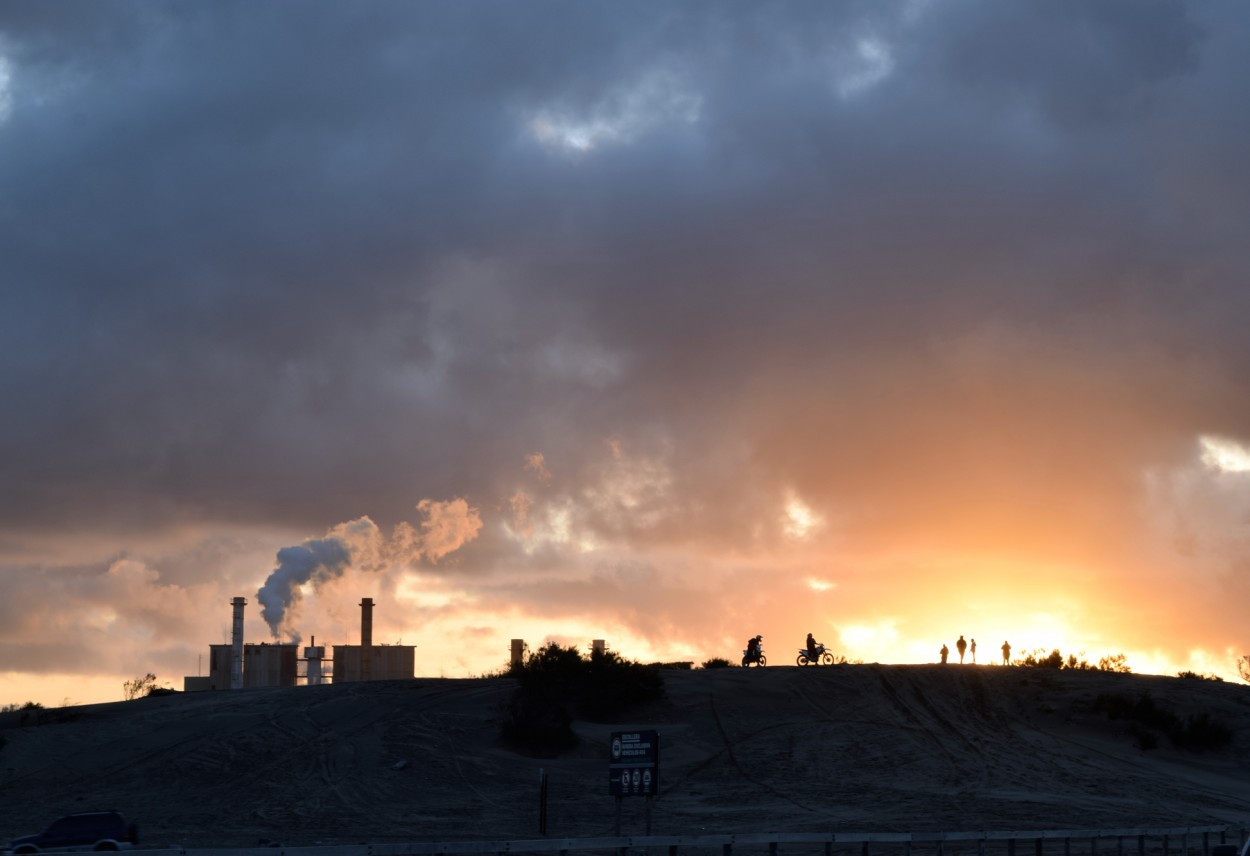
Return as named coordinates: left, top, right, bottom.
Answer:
left=796, top=643, right=835, bottom=666
left=741, top=643, right=767, bottom=667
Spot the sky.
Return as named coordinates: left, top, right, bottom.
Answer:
left=3, top=0, right=1250, bottom=707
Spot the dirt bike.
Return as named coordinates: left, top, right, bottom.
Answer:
left=741, top=645, right=767, bottom=667
left=796, top=644, right=834, bottom=666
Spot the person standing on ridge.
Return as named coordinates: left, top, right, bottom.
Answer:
left=956, top=635, right=967, bottom=664
left=970, top=638, right=977, bottom=664
left=940, top=643, right=949, bottom=664
left=1001, top=640, right=1011, bottom=665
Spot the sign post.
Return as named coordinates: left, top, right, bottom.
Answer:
left=609, top=730, right=659, bottom=835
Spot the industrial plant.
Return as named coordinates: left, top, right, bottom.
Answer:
left=183, top=596, right=415, bottom=691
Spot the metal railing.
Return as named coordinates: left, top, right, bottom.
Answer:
left=126, top=825, right=1245, bottom=856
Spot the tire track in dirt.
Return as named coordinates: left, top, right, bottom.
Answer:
left=704, top=688, right=816, bottom=813
left=900, top=669, right=997, bottom=792
left=874, top=668, right=967, bottom=788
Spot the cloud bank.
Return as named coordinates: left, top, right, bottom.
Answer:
left=2, top=1, right=1249, bottom=703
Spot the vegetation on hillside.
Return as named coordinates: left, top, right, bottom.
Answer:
left=499, top=643, right=664, bottom=756
left=1014, top=649, right=1132, bottom=672
left=124, top=673, right=159, bottom=700
left=1091, top=690, right=1233, bottom=751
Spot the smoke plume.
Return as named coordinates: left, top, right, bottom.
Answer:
left=257, top=537, right=353, bottom=639
left=256, top=499, right=483, bottom=637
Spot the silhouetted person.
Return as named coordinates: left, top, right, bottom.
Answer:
left=970, top=638, right=977, bottom=664
left=956, top=635, right=967, bottom=664
left=940, top=643, right=949, bottom=664
left=1001, top=640, right=1011, bottom=665
left=806, top=632, right=818, bottom=660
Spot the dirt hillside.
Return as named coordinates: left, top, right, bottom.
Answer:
left=2, top=665, right=1248, bottom=848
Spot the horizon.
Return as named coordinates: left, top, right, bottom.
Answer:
left=3, top=2, right=1250, bottom=709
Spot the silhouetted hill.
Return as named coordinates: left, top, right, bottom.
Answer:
left=2, top=665, right=1248, bottom=847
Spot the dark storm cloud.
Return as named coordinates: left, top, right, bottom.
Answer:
left=2, top=1, right=1249, bottom=609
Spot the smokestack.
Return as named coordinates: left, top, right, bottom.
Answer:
left=360, top=597, right=374, bottom=647
left=230, top=597, right=246, bottom=690
left=361, top=597, right=374, bottom=683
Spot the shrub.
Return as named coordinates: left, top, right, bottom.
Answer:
left=500, top=643, right=665, bottom=755
left=123, top=673, right=157, bottom=701
left=1097, top=653, right=1131, bottom=673
left=1017, top=650, right=1130, bottom=672
left=1091, top=691, right=1232, bottom=751
left=701, top=658, right=732, bottom=669
left=1177, top=671, right=1223, bottom=681
left=499, top=691, right=577, bottom=756
left=1175, top=712, right=1233, bottom=750
left=1, top=701, right=44, bottom=713
left=1020, top=649, right=1064, bottom=669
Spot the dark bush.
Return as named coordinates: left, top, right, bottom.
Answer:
left=499, top=691, right=577, bottom=756
left=1019, top=649, right=1066, bottom=669
left=701, top=658, right=732, bottom=669
left=499, top=643, right=665, bottom=755
left=1172, top=712, right=1233, bottom=750
left=1092, top=691, right=1232, bottom=752
left=1097, top=653, right=1131, bottom=673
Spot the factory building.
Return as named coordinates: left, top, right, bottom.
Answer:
left=243, top=643, right=299, bottom=687
left=201, top=641, right=298, bottom=688
left=185, top=595, right=414, bottom=690
left=331, top=598, right=415, bottom=682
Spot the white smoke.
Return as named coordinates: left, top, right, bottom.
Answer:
left=256, top=498, right=483, bottom=638
left=257, top=536, right=354, bottom=640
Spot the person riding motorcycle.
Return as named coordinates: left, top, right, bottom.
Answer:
left=744, top=634, right=763, bottom=665
left=806, top=632, right=818, bottom=660
left=747, top=635, right=762, bottom=658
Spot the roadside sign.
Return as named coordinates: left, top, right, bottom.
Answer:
left=608, top=730, right=659, bottom=796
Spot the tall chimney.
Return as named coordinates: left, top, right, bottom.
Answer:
left=360, top=597, right=374, bottom=683
left=230, top=597, right=246, bottom=690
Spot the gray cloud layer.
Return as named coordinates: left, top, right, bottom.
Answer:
left=3, top=1, right=1249, bottom=689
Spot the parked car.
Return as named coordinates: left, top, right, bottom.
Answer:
left=6, top=812, right=136, bottom=854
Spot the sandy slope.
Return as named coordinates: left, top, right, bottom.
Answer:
left=1, top=665, right=1248, bottom=848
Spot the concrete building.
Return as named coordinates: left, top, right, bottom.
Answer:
left=332, top=597, right=415, bottom=682
left=197, top=641, right=298, bottom=690
left=206, top=643, right=233, bottom=690
left=332, top=644, right=414, bottom=682
left=243, top=643, right=298, bottom=688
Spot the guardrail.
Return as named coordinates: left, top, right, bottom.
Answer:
left=121, top=825, right=1245, bottom=856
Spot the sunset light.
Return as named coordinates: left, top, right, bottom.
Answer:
left=3, top=3, right=1249, bottom=711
